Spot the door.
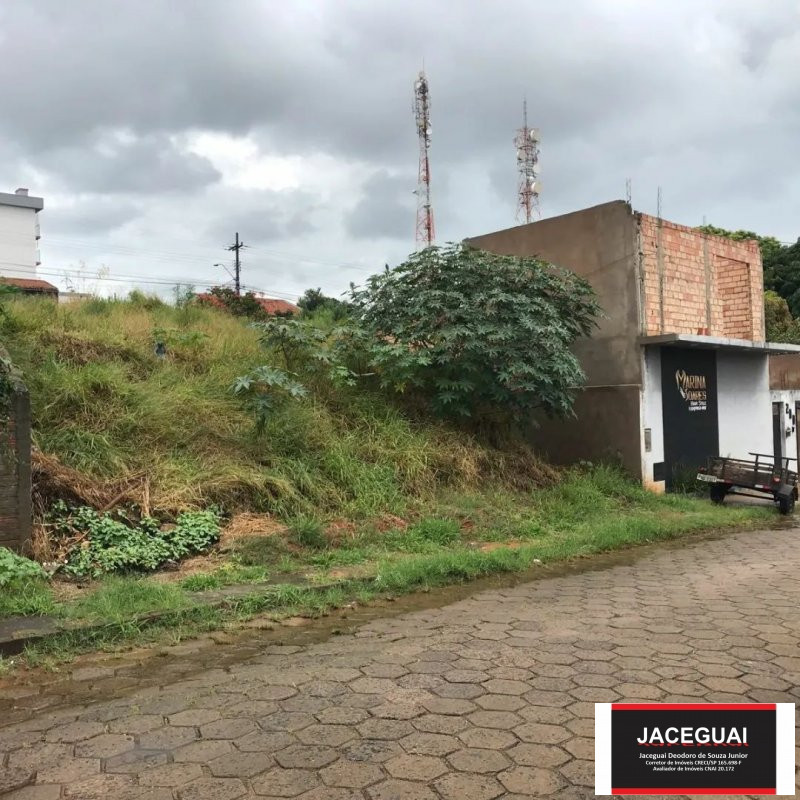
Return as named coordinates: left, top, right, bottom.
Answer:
left=661, top=347, right=719, bottom=489
left=773, top=402, right=783, bottom=464
left=796, top=402, right=800, bottom=466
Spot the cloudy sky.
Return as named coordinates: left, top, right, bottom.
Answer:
left=1, top=0, right=798, bottom=301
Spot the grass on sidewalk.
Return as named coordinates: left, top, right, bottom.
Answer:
left=1, top=467, right=773, bottom=668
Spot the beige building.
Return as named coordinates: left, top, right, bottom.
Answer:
left=466, top=200, right=800, bottom=490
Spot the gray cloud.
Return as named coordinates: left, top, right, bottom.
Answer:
left=38, top=133, right=220, bottom=194
left=346, top=170, right=415, bottom=240
left=0, top=0, right=798, bottom=298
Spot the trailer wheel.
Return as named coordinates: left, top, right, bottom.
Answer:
left=778, top=494, right=795, bottom=515
left=709, top=484, right=728, bottom=504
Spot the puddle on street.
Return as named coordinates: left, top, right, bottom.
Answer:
left=0, top=521, right=790, bottom=719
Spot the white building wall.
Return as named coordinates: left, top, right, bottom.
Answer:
left=716, top=352, right=773, bottom=459
left=770, top=389, right=800, bottom=465
left=0, top=204, right=40, bottom=279
left=641, top=346, right=665, bottom=489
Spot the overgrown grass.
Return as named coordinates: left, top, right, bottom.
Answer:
left=0, top=579, right=57, bottom=617
left=1, top=295, right=552, bottom=519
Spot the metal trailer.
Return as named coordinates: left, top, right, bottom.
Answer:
left=697, top=452, right=799, bottom=514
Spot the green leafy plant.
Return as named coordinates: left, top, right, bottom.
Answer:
left=47, top=504, right=221, bottom=578
left=0, top=547, right=47, bottom=587
left=349, top=243, right=600, bottom=425
left=233, top=318, right=357, bottom=432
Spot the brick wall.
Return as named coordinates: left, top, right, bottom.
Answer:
left=639, top=214, right=764, bottom=340
left=0, top=346, right=32, bottom=554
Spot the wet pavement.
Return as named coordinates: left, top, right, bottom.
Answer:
left=0, top=526, right=798, bottom=798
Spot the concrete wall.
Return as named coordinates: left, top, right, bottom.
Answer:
left=466, top=200, right=641, bottom=387
left=531, top=386, right=643, bottom=477
left=0, top=204, right=40, bottom=280
left=639, top=215, right=764, bottom=340
left=717, top=352, right=772, bottom=458
left=0, top=347, right=32, bottom=554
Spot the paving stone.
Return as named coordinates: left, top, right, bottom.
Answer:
left=138, top=725, right=198, bottom=750
left=178, top=777, right=247, bottom=800
left=367, top=779, right=438, bottom=800
left=434, top=772, right=504, bottom=800
left=297, top=789, right=364, bottom=800
left=75, top=733, right=135, bottom=758
left=43, top=720, right=105, bottom=743
left=169, top=709, right=222, bottom=726
left=341, top=739, right=402, bottom=764
left=385, top=753, right=447, bottom=781
left=3, top=787, right=62, bottom=800
left=139, top=762, right=204, bottom=787
left=173, top=738, right=234, bottom=762
left=457, top=727, right=518, bottom=750
left=108, top=714, right=164, bottom=734
left=467, top=710, right=522, bottom=729
left=261, top=712, right=317, bottom=732
left=446, top=748, right=511, bottom=773
left=252, top=767, right=319, bottom=797
left=320, top=758, right=384, bottom=788
left=296, top=724, right=357, bottom=746
left=104, top=748, right=169, bottom=773
left=62, top=773, right=136, bottom=799
left=507, top=742, right=571, bottom=767
left=276, top=744, right=339, bottom=769
left=357, top=719, right=414, bottom=740
left=499, top=765, right=566, bottom=794
left=399, top=731, right=460, bottom=756
left=0, top=768, right=34, bottom=794
left=36, top=757, right=100, bottom=784
left=560, top=758, right=595, bottom=786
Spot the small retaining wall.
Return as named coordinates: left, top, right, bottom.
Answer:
left=0, top=344, right=32, bottom=554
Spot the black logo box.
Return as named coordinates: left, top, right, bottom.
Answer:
left=610, top=704, right=776, bottom=794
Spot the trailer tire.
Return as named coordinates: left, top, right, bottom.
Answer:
left=778, top=494, right=795, bottom=515
left=709, top=484, right=728, bottom=504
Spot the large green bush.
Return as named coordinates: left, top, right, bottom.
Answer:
left=349, top=243, right=600, bottom=424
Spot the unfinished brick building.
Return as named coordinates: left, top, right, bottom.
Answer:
left=466, top=201, right=800, bottom=490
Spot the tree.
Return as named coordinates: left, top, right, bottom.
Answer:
left=764, top=290, right=800, bottom=343
left=198, top=286, right=269, bottom=319
left=297, top=287, right=351, bottom=320
left=349, top=243, right=600, bottom=426
left=696, top=224, right=800, bottom=316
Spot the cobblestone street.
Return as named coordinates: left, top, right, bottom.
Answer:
left=1, top=527, right=798, bottom=799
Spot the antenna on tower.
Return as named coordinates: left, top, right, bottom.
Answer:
left=514, top=98, right=540, bottom=223
left=413, top=69, right=435, bottom=248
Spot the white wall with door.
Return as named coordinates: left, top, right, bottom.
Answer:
left=770, top=389, right=800, bottom=466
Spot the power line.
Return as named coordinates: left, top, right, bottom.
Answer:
left=0, top=260, right=305, bottom=299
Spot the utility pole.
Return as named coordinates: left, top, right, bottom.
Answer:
left=227, top=232, right=245, bottom=296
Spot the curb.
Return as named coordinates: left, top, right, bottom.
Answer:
left=0, top=577, right=347, bottom=657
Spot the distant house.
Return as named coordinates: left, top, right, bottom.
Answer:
left=196, top=292, right=299, bottom=316
left=0, top=188, right=44, bottom=281
left=0, top=276, right=58, bottom=299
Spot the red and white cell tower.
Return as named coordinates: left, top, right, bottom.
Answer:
left=514, top=99, right=540, bottom=223
left=413, top=70, right=435, bottom=248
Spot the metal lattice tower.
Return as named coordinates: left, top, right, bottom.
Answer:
left=413, top=70, right=435, bottom=248
left=514, top=99, right=540, bottom=223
